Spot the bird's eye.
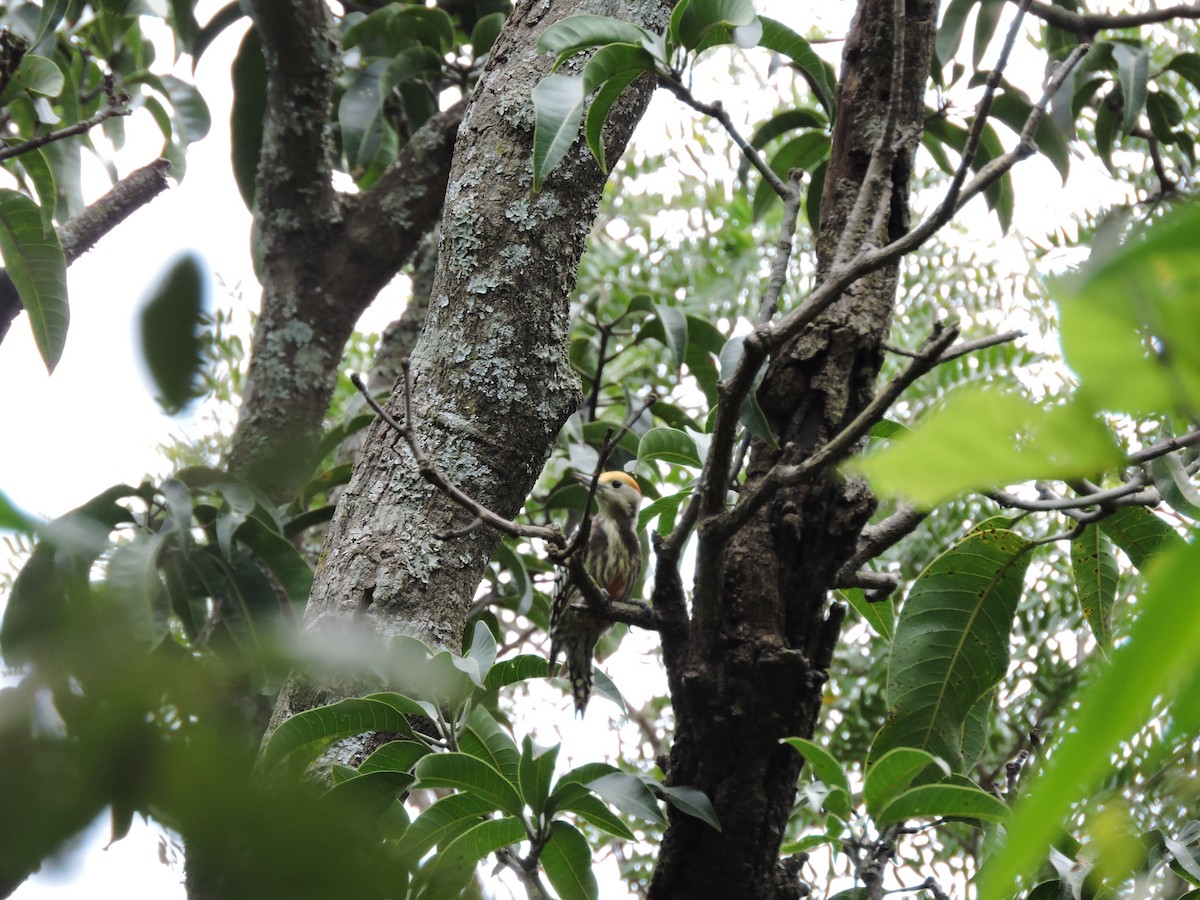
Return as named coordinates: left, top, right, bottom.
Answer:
left=610, top=482, right=621, bottom=489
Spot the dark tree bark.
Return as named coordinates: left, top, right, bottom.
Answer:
left=268, top=0, right=671, bottom=733
left=649, top=3, right=938, bottom=898
left=225, top=0, right=465, bottom=499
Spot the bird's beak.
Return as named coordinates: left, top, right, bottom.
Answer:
left=572, top=472, right=594, bottom=487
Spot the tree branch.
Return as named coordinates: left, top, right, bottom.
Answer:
left=0, top=158, right=173, bottom=348
left=246, top=0, right=338, bottom=236
left=1010, top=0, right=1200, bottom=36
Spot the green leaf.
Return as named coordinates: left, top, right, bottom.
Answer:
left=1056, top=204, right=1200, bottom=417
left=653, top=302, right=688, bottom=368
left=159, top=75, right=212, bottom=146
left=758, top=17, right=836, bottom=118
left=532, top=74, right=586, bottom=190
left=325, top=769, right=415, bottom=817
left=413, top=752, right=523, bottom=817
left=0, top=490, right=39, bottom=533
left=977, top=540, right=1200, bottom=900
left=536, top=15, right=660, bottom=69
left=519, top=736, right=559, bottom=817
left=482, top=654, right=548, bottom=691
left=3, top=142, right=57, bottom=234
left=585, top=68, right=642, bottom=172
left=138, top=253, right=207, bottom=414
left=549, top=788, right=635, bottom=839
left=0, top=55, right=64, bottom=105
left=782, top=738, right=851, bottom=799
left=0, top=187, right=67, bottom=372
left=541, top=821, right=599, bottom=900
left=1098, top=506, right=1184, bottom=572
left=459, top=705, right=521, bottom=786
left=972, top=0, right=1003, bottom=67
left=876, top=783, right=1008, bottom=825
left=870, top=528, right=1031, bottom=771
left=859, top=388, right=1122, bottom=507
left=470, top=12, right=506, bottom=57
left=864, top=748, right=950, bottom=819
left=838, top=587, right=895, bottom=640
left=989, top=91, right=1070, bottom=184
left=639, top=486, right=694, bottom=535
left=653, top=783, right=721, bottom=831
left=258, top=697, right=416, bottom=772
left=582, top=42, right=655, bottom=93
left=752, top=131, right=830, bottom=220
left=455, top=619, right=498, bottom=687
left=1112, top=42, right=1149, bottom=135
left=396, top=791, right=495, bottom=861
left=676, top=0, right=757, bottom=51
left=230, top=28, right=266, bottom=210
left=359, top=740, right=431, bottom=775
left=637, top=426, right=702, bottom=468
left=1150, top=449, right=1200, bottom=521
left=586, top=771, right=664, bottom=824
left=234, top=516, right=314, bottom=605
left=415, top=815, right=525, bottom=898
left=718, top=335, right=777, bottom=447
left=1168, top=52, right=1200, bottom=93
left=935, top=0, right=976, bottom=67
left=1070, top=525, right=1117, bottom=650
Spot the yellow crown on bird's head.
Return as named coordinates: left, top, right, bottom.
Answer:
left=597, top=471, right=640, bottom=494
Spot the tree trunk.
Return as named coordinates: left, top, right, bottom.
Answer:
left=650, top=2, right=937, bottom=897
left=268, top=0, right=671, bottom=732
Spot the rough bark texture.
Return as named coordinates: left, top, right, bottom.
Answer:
left=225, top=0, right=465, bottom=499
left=268, top=0, right=671, bottom=732
left=649, top=2, right=937, bottom=898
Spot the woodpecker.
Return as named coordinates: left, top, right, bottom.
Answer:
left=548, top=470, right=642, bottom=715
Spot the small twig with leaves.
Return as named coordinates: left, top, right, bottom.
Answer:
left=0, top=71, right=131, bottom=163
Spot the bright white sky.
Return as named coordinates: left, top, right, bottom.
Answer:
left=0, top=1, right=1131, bottom=896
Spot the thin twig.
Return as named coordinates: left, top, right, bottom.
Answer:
left=350, top=367, right=566, bottom=547
left=836, top=503, right=929, bottom=582
left=712, top=325, right=960, bottom=540
left=658, top=74, right=794, bottom=201
left=884, top=329, right=1024, bottom=363
left=1009, top=0, right=1200, bottom=36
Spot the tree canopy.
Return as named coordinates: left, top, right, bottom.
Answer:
left=2, top=0, right=1200, bottom=899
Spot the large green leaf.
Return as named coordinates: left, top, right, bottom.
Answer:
left=876, top=783, right=1008, bottom=825
left=541, top=821, right=599, bottom=900
left=230, top=28, right=266, bottom=210
left=518, top=736, right=559, bottom=817
left=637, top=426, right=701, bottom=468
left=977, top=540, right=1200, bottom=900
left=414, top=815, right=526, bottom=899
left=1098, top=506, right=1184, bottom=571
left=537, top=14, right=657, bottom=66
left=758, top=17, right=835, bottom=118
left=783, top=737, right=851, bottom=820
left=1112, top=42, right=1149, bottom=135
left=676, top=0, right=758, bottom=51
left=586, top=771, right=664, bottom=824
left=870, top=527, right=1031, bottom=771
left=863, top=747, right=950, bottom=819
left=258, top=697, right=416, bottom=772
left=395, top=791, right=495, bottom=861
left=1055, top=204, right=1200, bottom=417
left=532, top=74, right=585, bottom=190
left=860, top=389, right=1122, bottom=507
left=413, top=752, right=523, bottom=817
left=138, top=253, right=207, bottom=414
left=1070, top=525, right=1117, bottom=650
left=0, top=187, right=68, bottom=372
